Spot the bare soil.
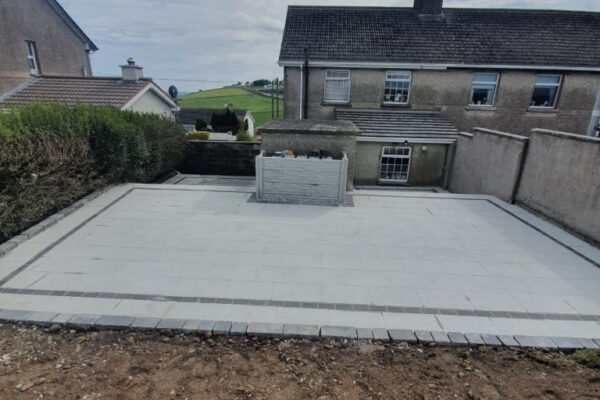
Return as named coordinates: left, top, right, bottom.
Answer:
left=0, top=324, right=599, bottom=400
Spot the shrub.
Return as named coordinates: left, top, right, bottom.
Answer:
left=210, top=109, right=240, bottom=133
left=235, top=131, right=254, bottom=142
left=188, top=131, right=210, bottom=140
left=195, top=118, right=207, bottom=130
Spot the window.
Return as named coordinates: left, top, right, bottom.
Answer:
left=469, top=73, right=499, bottom=106
left=324, top=70, right=350, bottom=102
left=25, top=41, right=39, bottom=75
left=384, top=71, right=411, bottom=104
left=379, top=147, right=411, bottom=183
left=530, top=75, right=562, bottom=108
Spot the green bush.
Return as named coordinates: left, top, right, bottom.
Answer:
left=188, top=131, right=210, bottom=140
left=235, top=131, right=254, bottom=142
left=0, top=103, right=187, bottom=243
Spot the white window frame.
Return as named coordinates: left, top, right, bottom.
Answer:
left=468, top=72, right=499, bottom=106
left=25, top=40, right=39, bottom=75
left=530, top=74, right=562, bottom=109
left=323, top=69, right=351, bottom=103
left=379, top=146, right=412, bottom=183
left=383, top=71, right=412, bottom=105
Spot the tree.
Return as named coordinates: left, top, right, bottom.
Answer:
left=252, top=79, right=271, bottom=87
left=210, top=109, right=240, bottom=133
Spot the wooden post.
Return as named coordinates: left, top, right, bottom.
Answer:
left=276, top=78, right=280, bottom=119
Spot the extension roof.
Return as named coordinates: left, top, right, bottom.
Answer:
left=279, top=6, right=600, bottom=70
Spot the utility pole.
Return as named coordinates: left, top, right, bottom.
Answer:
left=271, top=80, right=274, bottom=119
left=275, top=77, right=280, bottom=119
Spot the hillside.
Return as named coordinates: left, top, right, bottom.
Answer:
left=178, top=87, right=283, bottom=128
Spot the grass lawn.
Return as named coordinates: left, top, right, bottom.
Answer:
left=178, top=87, right=283, bottom=128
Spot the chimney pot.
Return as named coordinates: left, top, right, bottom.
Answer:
left=414, top=0, right=443, bottom=16
left=120, top=58, right=143, bottom=82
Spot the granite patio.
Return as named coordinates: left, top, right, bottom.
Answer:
left=0, top=178, right=599, bottom=346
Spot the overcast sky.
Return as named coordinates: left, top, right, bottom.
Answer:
left=59, top=0, right=600, bottom=92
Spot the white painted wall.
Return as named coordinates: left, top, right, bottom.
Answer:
left=126, top=90, right=174, bottom=119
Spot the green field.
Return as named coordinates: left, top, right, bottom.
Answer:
left=178, top=87, right=283, bottom=128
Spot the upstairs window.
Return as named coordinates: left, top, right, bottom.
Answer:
left=25, top=41, right=39, bottom=75
left=324, top=70, right=350, bottom=102
left=530, top=75, right=562, bottom=108
left=469, top=73, right=499, bottom=106
left=384, top=71, right=411, bottom=104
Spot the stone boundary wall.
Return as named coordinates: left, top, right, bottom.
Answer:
left=180, top=140, right=261, bottom=176
left=450, top=127, right=600, bottom=244
left=256, top=153, right=348, bottom=205
left=516, top=129, right=600, bottom=243
left=449, top=128, right=528, bottom=202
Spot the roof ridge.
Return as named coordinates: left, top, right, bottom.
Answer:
left=287, top=5, right=600, bottom=14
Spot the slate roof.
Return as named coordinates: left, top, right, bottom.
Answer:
left=177, top=108, right=250, bottom=125
left=279, top=6, right=600, bottom=69
left=0, top=76, right=170, bottom=108
left=335, top=108, right=458, bottom=138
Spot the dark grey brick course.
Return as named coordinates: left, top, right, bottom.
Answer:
left=156, top=318, right=186, bottom=332
left=130, top=317, right=161, bottom=330
left=497, top=335, right=520, bottom=347
left=431, top=331, right=451, bottom=345
left=577, top=338, right=600, bottom=349
left=182, top=319, right=214, bottom=334
left=447, top=332, right=469, bottom=347
left=95, top=315, right=135, bottom=330
left=230, top=322, right=248, bottom=335
left=464, top=333, right=485, bottom=346
left=212, top=321, right=232, bottom=335
left=415, top=330, right=434, bottom=344
left=25, top=311, right=58, bottom=326
left=357, top=328, right=373, bottom=340
left=514, top=336, right=558, bottom=349
left=372, top=328, right=390, bottom=342
left=481, top=334, right=502, bottom=347
left=51, top=313, right=74, bottom=324
left=551, top=337, right=585, bottom=352
left=321, top=325, right=357, bottom=340
left=0, top=309, right=32, bottom=322
left=388, top=329, right=417, bottom=343
left=66, top=314, right=100, bottom=329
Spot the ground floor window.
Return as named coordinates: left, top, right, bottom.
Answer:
left=379, top=146, right=411, bottom=183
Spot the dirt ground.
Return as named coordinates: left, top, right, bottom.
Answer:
left=0, top=324, right=599, bottom=400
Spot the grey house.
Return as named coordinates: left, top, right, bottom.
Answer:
left=279, top=0, right=600, bottom=186
left=0, top=0, right=97, bottom=96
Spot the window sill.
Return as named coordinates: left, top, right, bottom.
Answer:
left=381, top=103, right=411, bottom=108
left=321, top=101, right=351, bottom=106
left=465, top=105, right=496, bottom=111
left=527, top=107, right=559, bottom=113
left=378, top=180, right=410, bottom=186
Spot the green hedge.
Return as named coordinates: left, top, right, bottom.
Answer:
left=0, top=103, right=187, bottom=243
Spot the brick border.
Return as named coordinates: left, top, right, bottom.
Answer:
left=0, top=308, right=598, bottom=353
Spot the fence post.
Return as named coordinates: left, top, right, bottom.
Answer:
left=339, top=153, right=348, bottom=204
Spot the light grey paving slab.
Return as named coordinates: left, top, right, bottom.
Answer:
left=282, top=324, right=319, bottom=339
left=25, top=311, right=59, bottom=326
left=430, top=331, right=451, bottom=345
left=464, top=333, right=485, bottom=346
left=388, top=329, right=417, bottom=343
left=551, top=337, right=585, bottom=352
left=66, top=314, right=100, bottom=329
left=94, top=315, right=135, bottom=330
left=447, top=332, right=469, bottom=347
left=497, top=335, right=520, bottom=347
left=247, top=322, right=283, bottom=337
left=230, top=321, right=248, bottom=335
left=0, top=309, right=32, bottom=322
left=514, top=336, right=558, bottom=349
left=481, top=334, right=503, bottom=347
left=372, top=328, right=390, bottom=342
left=130, top=317, right=161, bottom=330
left=51, top=313, right=74, bottom=324
left=156, top=318, right=186, bottom=331
left=212, top=320, right=232, bottom=336
left=320, top=325, right=357, bottom=340
left=415, top=330, right=434, bottom=344
left=576, top=338, right=599, bottom=349
left=181, top=319, right=214, bottom=334
left=357, top=328, right=374, bottom=340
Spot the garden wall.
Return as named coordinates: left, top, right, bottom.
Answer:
left=181, top=141, right=261, bottom=176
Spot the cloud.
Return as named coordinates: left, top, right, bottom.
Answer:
left=58, top=0, right=600, bottom=92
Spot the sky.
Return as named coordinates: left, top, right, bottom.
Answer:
left=59, top=0, right=600, bottom=92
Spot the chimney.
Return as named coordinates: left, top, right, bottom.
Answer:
left=120, top=58, right=143, bottom=81
left=413, top=0, right=443, bottom=17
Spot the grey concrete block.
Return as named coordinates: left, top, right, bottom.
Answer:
left=66, top=314, right=100, bottom=329
left=514, top=336, right=558, bottom=350
left=320, top=325, right=357, bottom=340
left=577, top=338, right=600, bottom=349
left=481, top=334, right=503, bottom=347
left=94, top=315, right=135, bottom=330
left=282, top=324, right=319, bottom=339
left=25, top=311, right=58, bottom=326
left=51, top=313, right=74, bottom=324
left=247, top=322, right=283, bottom=337
left=22, top=223, right=46, bottom=238
left=388, top=329, right=417, bottom=343
left=229, top=322, right=248, bottom=335
left=0, top=241, right=18, bottom=255
left=212, top=320, right=232, bottom=336
left=464, top=333, right=485, bottom=346
left=156, top=318, right=186, bottom=332
left=372, top=328, right=390, bottom=342
left=431, top=331, right=451, bottom=345
left=130, top=317, right=161, bottom=330
left=497, top=335, right=520, bottom=347
left=182, top=319, right=214, bottom=334
left=357, top=328, right=373, bottom=340
left=7, top=235, right=28, bottom=245
left=38, top=217, right=58, bottom=230
left=415, top=330, right=434, bottom=344
left=0, top=309, right=32, bottom=322
left=551, top=337, right=585, bottom=352
left=447, top=332, right=469, bottom=347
